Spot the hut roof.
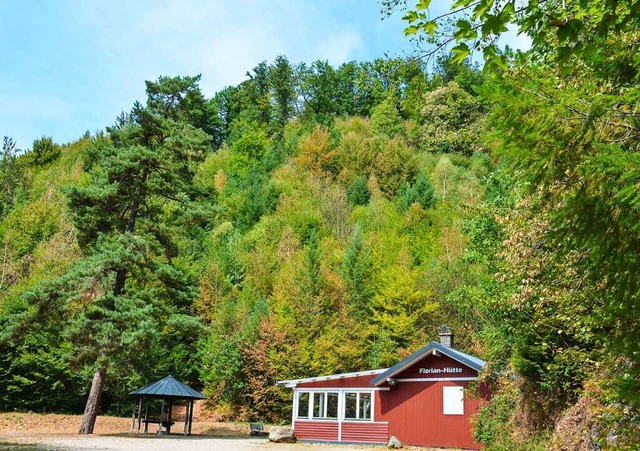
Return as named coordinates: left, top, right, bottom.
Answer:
left=370, top=341, right=486, bottom=386
left=130, top=375, right=205, bottom=399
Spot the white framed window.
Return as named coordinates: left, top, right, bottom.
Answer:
left=344, top=392, right=372, bottom=420
left=295, top=390, right=373, bottom=421
left=443, top=386, right=464, bottom=415
left=326, top=392, right=339, bottom=418
left=313, top=392, right=325, bottom=418
left=297, top=391, right=339, bottom=419
left=297, top=392, right=310, bottom=418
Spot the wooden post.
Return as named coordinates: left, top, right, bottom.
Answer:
left=130, top=398, right=136, bottom=432
left=143, top=400, right=149, bottom=434
left=158, top=399, right=165, bottom=434
left=188, top=399, right=194, bottom=435
left=167, top=398, right=173, bottom=434
left=183, top=400, right=189, bottom=435
left=136, top=397, right=143, bottom=433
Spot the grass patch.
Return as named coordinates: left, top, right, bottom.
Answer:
left=0, top=443, right=40, bottom=451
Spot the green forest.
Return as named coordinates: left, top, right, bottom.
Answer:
left=1, top=0, right=640, bottom=448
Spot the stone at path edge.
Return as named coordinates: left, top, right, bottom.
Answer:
left=388, top=435, right=403, bottom=448
left=268, top=426, right=296, bottom=443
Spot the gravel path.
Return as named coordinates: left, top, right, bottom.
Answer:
left=2, top=435, right=387, bottom=451
left=0, top=413, right=399, bottom=451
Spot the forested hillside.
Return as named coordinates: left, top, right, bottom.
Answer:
left=1, top=0, right=640, bottom=448
left=0, top=57, right=492, bottom=421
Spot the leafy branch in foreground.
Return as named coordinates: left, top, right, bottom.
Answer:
left=383, top=0, right=640, bottom=73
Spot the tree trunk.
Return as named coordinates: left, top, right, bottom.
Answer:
left=113, top=168, right=147, bottom=297
left=79, top=367, right=106, bottom=434
left=113, top=269, right=127, bottom=296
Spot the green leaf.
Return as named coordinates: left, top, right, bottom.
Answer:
left=402, top=10, right=419, bottom=22
left=520, top=15, right=537, bottom=32
left=482, top=13, right=509, bottom=35
left=499, top=1, right=516, bottom=21
left=555, top=46, right=574, bottom=74
left=451, top=43, right=471, bottom=64
left=556, top=25, right=571, bottom=42
left=423, top=20, right=438, bottom=37
left=404, top=25, right=419, bottom=36
left=483, top=43, right=497, bottom=60
left=456, top=18, right=472, bottom=31
left=495, top=54, right=509, bottom=70
left=455, top=19, right=478, bottom=40
left=452, top=0, right=472, bottom=7
left=416, top=0, right=431, bottom=11
left=483, top=53, right=508, bottom=73
left=472, top=0, right=494, bottom=20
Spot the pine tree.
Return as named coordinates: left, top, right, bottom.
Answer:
left=269, top=55, right=297, bottom=137
left=243, top=61, right=272, bottom=128
left=61, top=76, right=209, bottom=433
left=29, top=136, right=60, bottom=166
left=347, top=175, right=371, bottom=206
left=370, top=95, right=403, bottom=139
left=0, top=137, right=28, bottom=218
left=341, top=227, right=374, bottom=317
left=400, top=172, right=436, bottom=211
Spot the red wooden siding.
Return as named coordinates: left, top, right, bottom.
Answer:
left=293, top=421, right=339, bottom=441
left=394, top=353, right=478, bottom=380
left=378, top=380, right=483, bottom=449
left=296, top=375, right=377, bottom=388
left=293, top=421, right=389, bottom=444
left=341, top=421, right=389, bottom=443
left=374, top=391, right=383, bottom=420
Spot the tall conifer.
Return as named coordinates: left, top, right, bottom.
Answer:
left=62, top=76, right=209, bottom=433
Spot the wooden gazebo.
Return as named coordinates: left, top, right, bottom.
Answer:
left=130, top=375, right=205, bottom=435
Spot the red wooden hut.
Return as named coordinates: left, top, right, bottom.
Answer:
left=278, top=329, right=487, bottom=449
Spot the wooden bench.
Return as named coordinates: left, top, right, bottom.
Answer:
left=249, top=423, right=268, bottom=436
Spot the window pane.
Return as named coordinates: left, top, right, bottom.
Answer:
left=344, top=392, right=357, bottom=419
left=313, top=392, right=325, bottom=418
left=297, top=392, right=309, bottom=418
left=359, top=393, right=371, bottom=419
left=326, top=393, right=339, bottom=419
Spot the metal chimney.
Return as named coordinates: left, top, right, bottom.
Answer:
left=439, top=325, right=453, bottom=348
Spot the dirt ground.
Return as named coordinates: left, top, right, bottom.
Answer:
left=0, top=411, right=247, bottom=436
left=2, top=435, right=386, bottom=451
left=0, top=413, right=421, bottom=451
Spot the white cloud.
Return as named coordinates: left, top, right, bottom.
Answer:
left=70, top=0, right=367, bottom=96
left=2, top=0, right=408, bottom=146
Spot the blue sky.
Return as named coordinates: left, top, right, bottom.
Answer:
left=0, top=1, right=527, bottom=150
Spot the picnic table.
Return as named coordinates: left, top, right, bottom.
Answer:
left=141, top=418, right=176, bottom=434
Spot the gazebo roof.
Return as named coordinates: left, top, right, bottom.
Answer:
left=130, top=375, right=205, bottom=399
